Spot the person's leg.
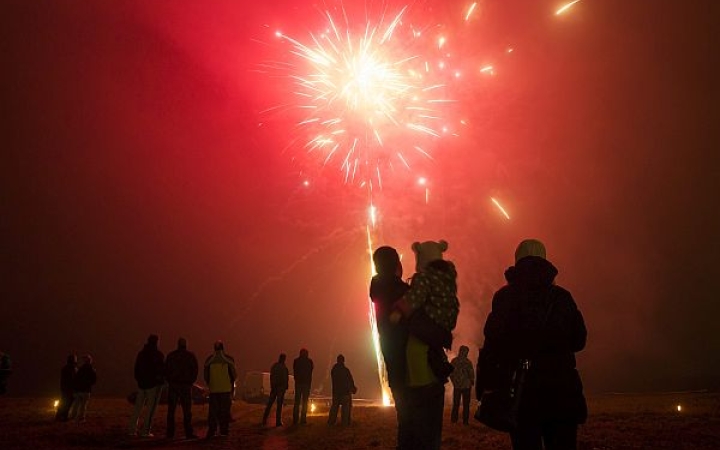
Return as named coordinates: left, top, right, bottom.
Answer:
left=263, top=390, right=277, bottom=425
left=129, top=388, right=147, bottom=434
left=511, top=423, right=543, bottom=450
left=206, top=393, right=219, bottom=437
left=542, top=420, right=578, bottom=450
left=428, top=384, right=444, bottom=450
left=276, top=390, right=285, bottom=425
left=293, top=389, right=301, bottom=424
left=450, top=388, right=461, bottom=423
left=461, top=388, right=471, bottom=425
left=344, top=395, right=352, bottom=425
left=142, top=385, right=161, bottom=436
left=76, top=393, right=90, bottom=421
left=179, top=385, right=194, bottom=438
left=219, top=393, right=231, bottom=435
left=300, top=386, right=310, bottom=423
left=392, top=387, right=412, bottom=450
left=69, top=393, right=80, bottom=419
left=327, top=397, right=339, bottom=425
left=166, top=385, right=179, bottom=438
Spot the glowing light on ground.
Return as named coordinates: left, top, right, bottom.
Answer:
left=556, top=0, right=582, bottom=15
left=491, top=197, right=511, bottom=220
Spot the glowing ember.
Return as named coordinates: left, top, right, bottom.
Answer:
left=491, top=197, right=511, bottom=220
left=556, top=0, right=582, bottom=16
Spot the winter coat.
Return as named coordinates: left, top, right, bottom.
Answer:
left=369, top=274, right=410, bottom=389
left=60, top=363, right=77, bottom=394
left=293, top=356, right=314, bottom=388
left=204, top=351, right=237, bottom=394
left=331, top=362, right=356, bottom=397
left=73, top=364, right=97, bottom=393
left=404, top=260, right=459, bottom=332
left=450, top=355, right=474, bottom=390
left=270, top=362, right=289, bottom=391
left=134, top=343, right=165, bottom=389
left=482, top=255, right=587, bottom=424
left=165, top=348, right=199, bottom=385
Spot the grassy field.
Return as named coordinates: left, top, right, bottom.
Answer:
left=0, top=392, right=718, bottom=449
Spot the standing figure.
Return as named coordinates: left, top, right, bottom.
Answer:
left=165, top=337, right=199, bottom=440
left=69, top=354, right=97, bottom=422
left=129, top=334, right=165, bottom=437
left=55, top=354, right=77, bottom=421
left=449, top=345, right=474, bottom=425
left=204, top=341, right=237, bottom=439
left=262, top=353, right=289, bottom=427
left=482, top=239, right=587, bottom=450
left=392, top=240, right=459, bottom=450
left=327, top=354, right=357, bottom=426
left=292, top=348, right=314, bottom=425
left=370, top=246, right=411, bottom=448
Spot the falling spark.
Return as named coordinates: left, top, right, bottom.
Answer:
left=491, top=197, right=511, bottom=220
left=465, top=2, right=478, bottom=22
left=556, top=0, right=582, bottom=15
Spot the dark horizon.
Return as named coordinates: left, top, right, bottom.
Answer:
left=2, top=0, right=718, bottom=398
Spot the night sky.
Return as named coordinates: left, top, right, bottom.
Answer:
left=3, top=0, right=718, bottom=397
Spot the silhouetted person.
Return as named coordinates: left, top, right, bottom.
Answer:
left=482, top=239, right=587, bottom=450
left=449, top=345, right=474, bottom=425
left=204, top=340, right=236, bottom=439
left=393, top=240, right=459, bottom=450
left=0, top=352, right=11, bottom=395
left=129, top=334, right=165, bottom=437
left=327, top=354, right=356, bottom=426
left=55, top=354, right=77, bottom=421
left=263, top=353, right=289, bottom=427
left=292, top=348, right=314, bottom=425
left=370, top=245, right=411, bottom=448
left=69, top=354, right=96, bottom=422
left=165, top=337, right=199, bottom=440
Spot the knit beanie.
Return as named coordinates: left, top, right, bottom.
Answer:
left=514, top=239, right=546, bottom=262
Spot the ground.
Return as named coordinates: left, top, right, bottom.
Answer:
left=0, top=392, right=718, bottom=449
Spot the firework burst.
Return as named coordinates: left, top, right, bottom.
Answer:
left=271, top=5, right=465, bottom=186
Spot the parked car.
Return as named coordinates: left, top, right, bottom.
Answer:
left=126, top=382, right=209, bottom=405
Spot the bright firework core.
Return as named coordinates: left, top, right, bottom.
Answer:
left=275, top=6, right=458, bottom=185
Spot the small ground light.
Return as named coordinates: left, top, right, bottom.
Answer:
left=310, top=403, right=316, bottom=413
left=53, top=399, right=59, bottom=409
left=677, top=404, right=682, bottom=412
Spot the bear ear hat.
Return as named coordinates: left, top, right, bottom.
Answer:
left=438, top=240, right=448, bottom=252
left=412, top=241, right=421, bottom=253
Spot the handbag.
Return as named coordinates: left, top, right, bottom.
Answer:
left=474, top=358, right=529, bottom=432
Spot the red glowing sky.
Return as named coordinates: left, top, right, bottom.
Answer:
left=2, top=0, right=718, bottom=397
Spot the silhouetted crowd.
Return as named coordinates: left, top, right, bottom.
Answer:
left=38, top=238, right=586, bottom=450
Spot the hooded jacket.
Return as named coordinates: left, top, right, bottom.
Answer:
left=134, top=343, right=165, bottom=389
left=204, top=351, right=237, bottom=394
left=483, top=256, right=587, bottom=423
left=73, top=363, right=97, bottom=393
left=165, top=348, right=199, bottom=385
